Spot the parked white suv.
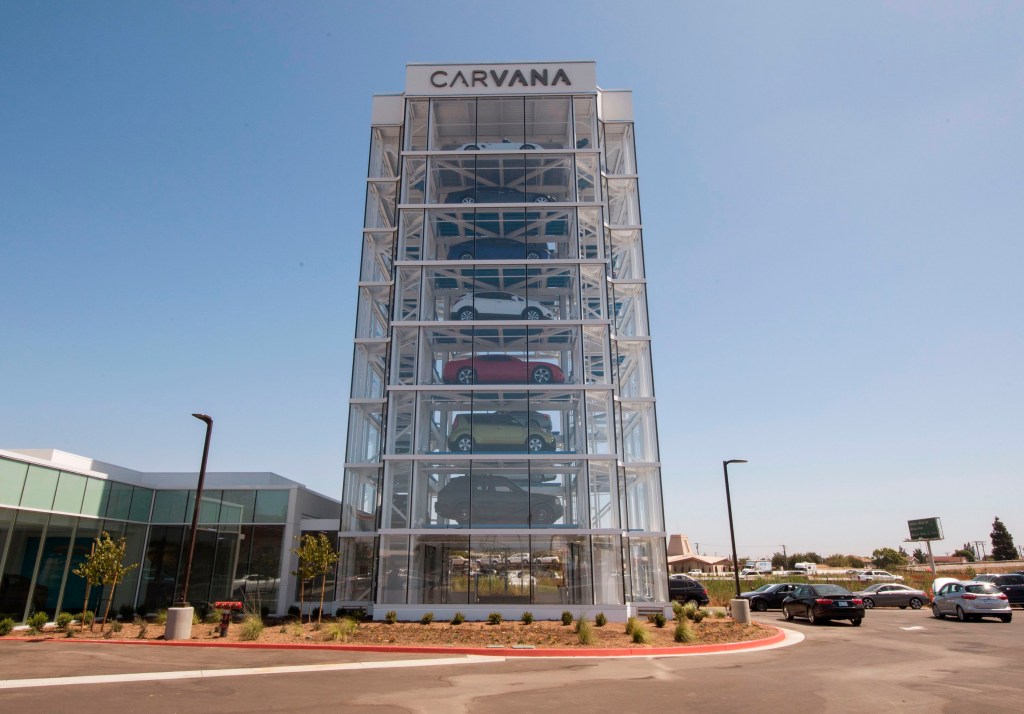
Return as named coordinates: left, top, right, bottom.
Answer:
left=450, top=291, right=553, bottom=321
left=857, top=569, right=904, bottom=582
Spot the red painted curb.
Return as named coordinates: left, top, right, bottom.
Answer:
left=8, top=626, right=786, bottom=657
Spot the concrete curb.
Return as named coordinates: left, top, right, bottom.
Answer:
left=6, top=626, right=788, bottom=657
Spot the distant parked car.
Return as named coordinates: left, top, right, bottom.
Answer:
left=782, top=583, right=865, bottom=626
left=506, top=571, right=537, bottom=588
left=668, top=575, right=709, bottom=607
left=856, top=570, right=904, bottom=582
left=447, top=186, right=556, bottom=204
left=931, top=580, right=1012, bottom=623
left=687, top=569, right=704, bottom=577
left=447, top=237, right=552, bottom=261
left=739, top=583, right=800, bottom=612
left=450, top=291, right=553, bottom=321
left=971, top=573, right=1024, bottom=607
left=853, top=583, right=928, bottom=609
left=458, top=140, right=543, bottom=151
left=442, top=354, right=564, bottom=385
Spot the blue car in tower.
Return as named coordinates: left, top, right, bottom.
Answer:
left=446, top=238, right=552, bottom=260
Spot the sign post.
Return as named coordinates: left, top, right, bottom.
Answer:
left=907, top=517, right=943, bottom=576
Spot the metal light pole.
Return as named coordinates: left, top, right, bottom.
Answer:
left=177, top=413, right=213, bottom=607
left=723, top=459, right=748, bottom=600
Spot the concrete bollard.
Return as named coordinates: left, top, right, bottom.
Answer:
left=730, top=598, right=751, bottom=624
left=165, top=606, right=194, bottom=641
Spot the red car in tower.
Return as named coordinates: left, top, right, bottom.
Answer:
left=442, top=354, right=565, bottom=385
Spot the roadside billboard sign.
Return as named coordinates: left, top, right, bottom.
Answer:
left=908, top=517, right=943, bottom=542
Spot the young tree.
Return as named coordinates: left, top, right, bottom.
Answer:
left=990, top=517, right=1017, bottom=561
left=75, top=532, right=139, bottom=633
left=291, top=533, right=340, bottom=625
left=71, top=541, right=103, bottom=631
left=912, top=548, right=927, bottom=565
left=771, top=552, right=787, bottom=570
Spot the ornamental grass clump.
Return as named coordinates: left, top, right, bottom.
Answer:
left=630, top=621, right=652, bottom=644
left=671, top=600, right=684, bottom=620
left=452, top=612, right=466, bottom=625
left=0, top=617, right=15, bottom=636
left=521, top=611, right=534, bottom=625
left=674, top=618, right=697, bottom=643
left=420, top=612, right=434, bottom=625
left=575, top=617, right=595, bottom=645
left=594, top=612, right=607, bottom=627
left=323, top=618, right=358, bottom=642
left=624, top=616, right=639, bottom=636
left=560, top=611, right=573, bottom=626
left=384, top=610, right=398, bottom=624
left=238, top=613, right=265, bottom=641
left=487, top=612, right=502, bottom=625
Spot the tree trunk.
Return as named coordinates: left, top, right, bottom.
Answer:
left=318, top=572, right=326, bottom=626
left=82, top=583, right=92, bottom=631
left=101, top=581, right=117, bottom=634
left=299, top=578, right=306, bottom=623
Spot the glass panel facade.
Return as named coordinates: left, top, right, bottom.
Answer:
left=21, top=465, right=59, bottom=510
left=0, top=510, right=48, bottom=620
left=0, top=459, right=28, bottom=506
left=53, top=471, right=87, bottom=513
left=350, top=65, right=667, bottom=615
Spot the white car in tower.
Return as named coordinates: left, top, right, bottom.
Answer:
left=458, top=139, right=543, bottom=151
left=450, top=291, right=553, bottom=321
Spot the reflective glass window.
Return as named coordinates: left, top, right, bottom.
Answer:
left=81, top=478, right=110, bottom=517
left=105, top=481, right=133, bottom=520
left=151, top=490, right=188, bottom=523
left=129, top=487, right=153, bottom=522
left=20, top=465, right=59, bottom=510
left=52, top=471, right=87, bottom=513
left=0, top=458, right=28, bottom=506
left=254, top=490, right=289, bottom=523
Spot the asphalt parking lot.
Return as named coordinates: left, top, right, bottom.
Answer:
left=1, top=608, right=1020, bottom=713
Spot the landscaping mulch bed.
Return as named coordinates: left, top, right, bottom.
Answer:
left=7, top=617, right=775, bottom=650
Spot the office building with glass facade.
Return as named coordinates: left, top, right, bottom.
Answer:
left=339, top=62, right=668, bottom=621
left=0, top=448, right=338, bottom=622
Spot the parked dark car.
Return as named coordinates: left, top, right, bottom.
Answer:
left=782, top=583, right=865, bottom=626
left=434, top=475, right=563, bottom=526
left=447, top=186, right=556, bottom=204
left=739, top=582, right=800, bottom=611
left=668, top=575, right=709, bottom=607
left=447, top=238, right=552, bottom=260
left=971, top=573, right=1024, bottom=607
left=852, top=583, right=928, bottom=609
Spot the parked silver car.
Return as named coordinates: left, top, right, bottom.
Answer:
left=931, top=580, right=1012, bottom=623
left=853, top=583, right=928, bottom=609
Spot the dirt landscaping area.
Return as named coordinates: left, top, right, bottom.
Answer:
left=7, top=616, right=776, bottom=650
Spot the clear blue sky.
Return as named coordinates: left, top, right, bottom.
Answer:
left=3, top=1, right=1021, bottom=559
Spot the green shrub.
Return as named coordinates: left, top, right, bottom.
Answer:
left=452, top=612, right=466, bottom=625
left=521, top=611, right=534, bottom=625
left=78, top=610, right=96, bottom=627
left=674, top=619, right=697, bottom=643
left=323, top=618, right=358, bottom=642
left=154, top=609, right=168, bottom=625
left=420, top=612, right=434, bottom=625
left=576, top=617, right=595, bottom=645
left=631, top=622, right=652, bottom=644
left=55, top=612, right=74, bottom=630
left=27, top=611, right=48, bottom=634
left=652, top=612, right=667, bottom=628
left=109, top=621, right=123, bottom=633
left=239, top=613, right=264, bottom=641
left=204, top=608, right=223, bottom=624
left=624, top=616, right=639, bottom=635
left=384, top=610, right=398, bottom=625
left=594, top=612, right=607, bottom=627
left=681, top=602, right=699, bottom=621
left=712, top=609, right=726, bottom=619
left=487, top=612, right=502, bottom=625
left=0, top=617, right=14, bottom=636
left=671, top=600, right=684, bottom=620
left=561, top=611, right=573, bottom=626
left=691, top=608, right=706, bottom=623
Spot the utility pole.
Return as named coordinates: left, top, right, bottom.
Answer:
left=973, top=540, right=987, bottom=561
left=782, top=545, right=787, bottom=567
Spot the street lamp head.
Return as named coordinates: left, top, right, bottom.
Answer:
left=724, top=459, right=748, bottom=466
left=192, top=413, right=212, bottom=425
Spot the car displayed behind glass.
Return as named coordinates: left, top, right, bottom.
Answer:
left=447, top=186, right=556, bottom=204
left=457, top=140, right=543, bottom=151
left=932, top=580, right=1012, bottom=622
left=450, top=291, right=553, bottom=321
left=434, top=474, right=563, bottom=525
left=739, top=582, right=800, bottom=611
left=447, top=412, right=556, bottom=453
left=853, top=583, right=928, bottom=609
left=782, top=583, right=865, bottom=626
left=442, top=354, right=564, bottom=385
left=446, top=237, right=552, bottom=260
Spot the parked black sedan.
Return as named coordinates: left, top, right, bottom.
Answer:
left=782, top=583, right=865, bottom=626
left=740, top=582, right=800, bottom=611
left=668, top=574, right=710, bottom=607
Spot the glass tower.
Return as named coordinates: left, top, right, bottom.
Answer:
left=340, top=62, right=667, bottom=619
